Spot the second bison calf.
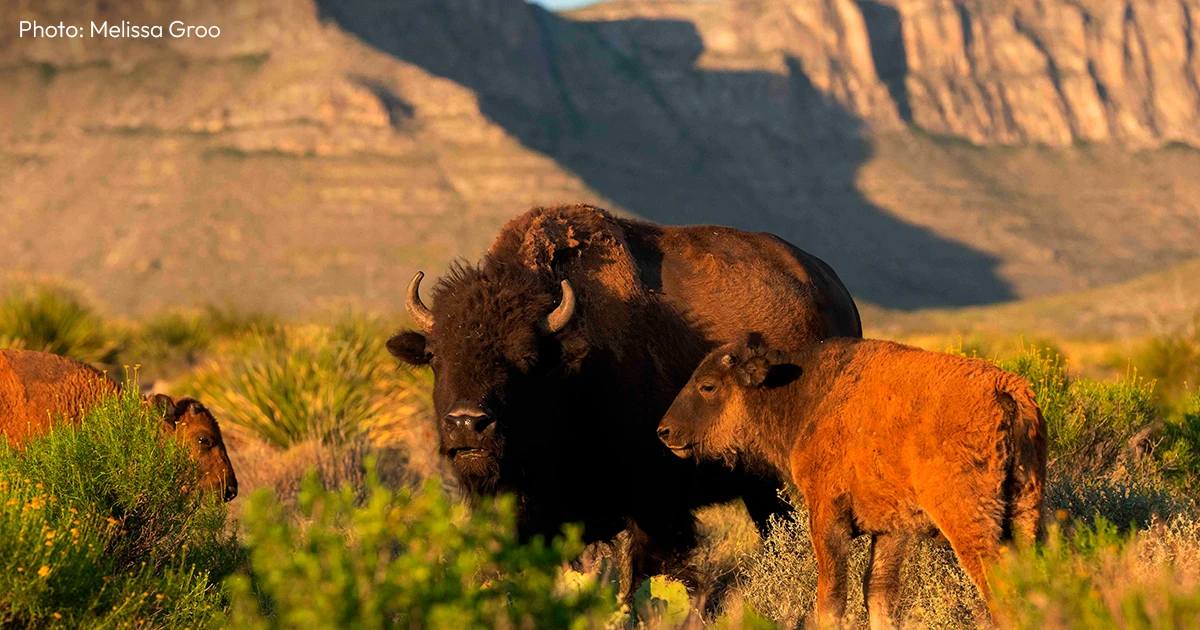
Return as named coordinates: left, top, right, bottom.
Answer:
left=657, top=337, right=1047, bottom=628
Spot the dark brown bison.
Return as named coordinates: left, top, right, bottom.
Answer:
left=0, top=349, right=239, bottom=502
left=657, top=337, right=1047, bottom=627
left=387, top=204, right=861, bottom=583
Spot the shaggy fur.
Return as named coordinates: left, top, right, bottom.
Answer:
left=389, top=204, right=861, bottom=587
left=0, top=349, right=238, bottom=501
left=658, top=338, right=1047, bottom=628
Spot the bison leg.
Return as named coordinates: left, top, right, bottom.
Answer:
left=929, top=513, right=1002, bottom=625
left=863, top=533, right=909, bottom=630
left=627, top=510, right=701, bottom=592
left=808, top=499, right=853, bottom=628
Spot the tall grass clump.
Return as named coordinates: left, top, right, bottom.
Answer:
left=0, top=284, right=119, bottom=364
left=993, top=516, right=1200, bottom=629
left=224, top=466, right=616, bottom=629
left=740, top=502, right=984, bottom=629
left=0, top=386, right=238, bottom=627
left=133, top=311, right=213, bottom=365
left=185, top=316, right=416, bottom=449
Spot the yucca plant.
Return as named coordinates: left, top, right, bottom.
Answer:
left=130, top=310, right=213, bottom=367
left=184, top=316, right=422, bottom=449
left=0, top=284, right=119, bottom=364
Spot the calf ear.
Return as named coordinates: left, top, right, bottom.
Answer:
left=736, top=356, right=772, bottom=388
left=763, top=363, right=802, bottom=388
left=387, top=330, right=431, bottom=365
left=737, top=357, right=802, bottom=388
left=148, top=393, right=179, bottom=428
left=149, top=393, right=175, bottom=414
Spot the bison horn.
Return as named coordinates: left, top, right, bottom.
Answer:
left=540, top=280, right=576, bottom=334
left=406, top=271, right=435, bottom=333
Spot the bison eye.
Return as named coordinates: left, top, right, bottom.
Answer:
left=197, top=436, right=212, bottom=447
left=699, top=383, right=717, bottom=394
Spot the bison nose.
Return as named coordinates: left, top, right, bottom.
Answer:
left=223, top=481, right=238, bottom=502
left=657, top=426, right=671, bottom=442
left=445, top=408, right=493, bottom=433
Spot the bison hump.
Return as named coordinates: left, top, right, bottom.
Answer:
left=489, top=204, right=645, bottom=302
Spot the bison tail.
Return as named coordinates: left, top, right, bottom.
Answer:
left=1000, top=378, right=1048, bottom=544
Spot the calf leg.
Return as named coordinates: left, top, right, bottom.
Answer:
left=808, top=498, right=853, bottom=628
left=929, top=513, right=1003, bottom=624
left=863, top=533, right=909, bottom=630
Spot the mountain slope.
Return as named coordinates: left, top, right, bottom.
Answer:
left=1, top=0, right=1198, bottom=317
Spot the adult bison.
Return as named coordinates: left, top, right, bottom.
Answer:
left=0, top=349, right=239, bottom=502
left=387, top=204, right=860, bottom=582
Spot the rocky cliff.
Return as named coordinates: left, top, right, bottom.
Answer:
left=1, top=0, right=1198, bottom=314
left=574, top=0, right=1200, bottom=147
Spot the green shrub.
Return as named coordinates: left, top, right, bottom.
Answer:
left=184, top=316, right=415, bottom=449
left=993, top=516, right=1200, bottom=629
left=224, top=467, right=616, bottom=629
left=1045, top=472, right=1191, bottom=532
left=0, top=284, right=119, bottom=364
left=1158, top=393, right=1200, bottom=492
left=998, top=346, right=1158, bottom=478
left=0, top=386, right=238, bottom=627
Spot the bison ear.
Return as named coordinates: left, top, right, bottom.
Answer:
left=148, top=393, right=180, bottom=428
left=149, top=393, right=175, bottom=416
left=762, top=363, right=802, bottom=388
left=736, top=356, right=771, bottom=388
left=387, top=330, right=431, bottom=365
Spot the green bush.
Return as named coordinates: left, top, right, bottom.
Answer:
left=0, top=386, right=238, bottom=627
left=224, top=466, right=615, bottom=629
left=0, top=284, right=119, bottom=364
left=997, top=346, right=1158, bottom=478
left=1158, top=393, right=1200, bottom=492
left=993, top=516, right=1200, bottom=629
left=1045, top=472, right=1191, bottom=531
left=184, top=316, right=415, bottom=449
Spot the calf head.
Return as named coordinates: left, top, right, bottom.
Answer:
left=149, top=394, right=239, bottom=502
left=387, top=264, right=581, bottom=495
left=657, top=335, right=801, bottom=462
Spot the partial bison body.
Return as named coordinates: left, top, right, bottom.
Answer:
left=0, top=349, right=238, bottom=502
left=657, top=337, right=1047, bottom=628
left=388, top=204, right=861, bottom=583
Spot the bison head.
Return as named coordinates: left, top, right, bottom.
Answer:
left=657, top=335, right=801, bottom=464
left=149, top=394, right=239, bottom=502
left=387, top=264, right=579, bottom=495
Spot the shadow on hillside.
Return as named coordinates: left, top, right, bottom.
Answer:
left=314, top=1, right=1014, bottom=309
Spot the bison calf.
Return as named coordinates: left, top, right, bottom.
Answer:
left=657, top=337, right=1046, bottom=628
left=0, top=349, right=238, bottom=502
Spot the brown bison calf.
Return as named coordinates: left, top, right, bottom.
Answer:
left=657, top=337, right=1046, bottom=628
left=0, top=349, right=238, bottom=502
